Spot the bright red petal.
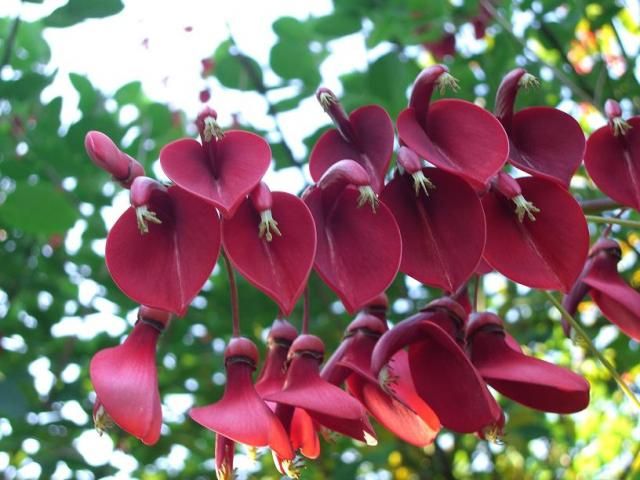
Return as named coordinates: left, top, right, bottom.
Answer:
left=397, top=100, right=508, bottom=188
left=584, top=117, right=640, bottom=210
left=305, top=187, right=401, bottom=313
left=310, top=105, right=394, bottom=194
left=106, top=186, right=220, bottom=315
left=482, top=177, right=589, bottom=292
left=381, top=168, right=486, bottom=292
left=290, top=408, right=320, bottom=459
left=160, top=132, right=271, bottom=216
left=509, top=107, right=585, bottom=187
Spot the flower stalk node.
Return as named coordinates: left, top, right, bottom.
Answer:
left=357, top=186, right=379, bottom=212
left=512, top=194, right=540, bottom=222
left=258, top=209, right=282, bottom=242
left=135, top=205, right=162, bottom=234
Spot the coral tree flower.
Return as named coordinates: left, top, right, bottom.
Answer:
left=381, top=146, right=486, bottom=292
left=396, top=65, right=509, bottom=189
left=310, top=88, right=394, bottom=194
left=584, top=99, right=640, bottom=210
left=371, top=298, right=502, bottom=434
left=494, top=68, right=585, bottom=187
left=84, top=130, right=145, bottom=188
left=564, top=238, right=640, bottom=341
left=303, top=159, right=402, bottom=313
left=481, top=171, right=589, bottom=292
left=222, top=182, right=317, bottom=316
left=466, top=312, right=590, bottom=413
left=264, top=334, right=377, bottom=459
left=90, top=306, right=171, bottom=445
left=189, top=337, right=294, bottom=461
left=160, top=106, right=271, bottom=217
left=255, top=318, right=299, bottom=400
left=322, top=295, right=440, bottom=447
left=105, top=176, right=221, bottom=315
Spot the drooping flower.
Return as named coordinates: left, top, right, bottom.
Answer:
left=255, top=318, right=299, bottom=400
left=584, top=99, right=640, bottom=210
left=370, top=298, right=502, bottom=434
left=303, top=159, right=402, bottom=313
left=159, top=106, right=271, bottom=217
left=494, top=68, right=585, bottom=187
left=466, top=312, right=590, bottom=413
left=564, top=238, right=640, bottom=341
left=380, top=146, right=486, bottom=292
left=90, top=306, right=170, bottom=445
left=396, top=65, right=509, bottom=189
left=189, top=337, right=294, bottom=461
left=310, top=88, right=394, bottom=194
left=481, top=172, right=589, bottom=292
left=222, top=182, right=317, bottom=316
left=105, top=176, right=221, bottom=315
left=85, top=130, right=144, bottom=188
left=322, top=298, right=440, bottom=447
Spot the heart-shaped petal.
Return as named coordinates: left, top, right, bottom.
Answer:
left=482, top=177, right=589, bottom=292
left=160, top=131, right=271, bottom=217
left=222, top=192, right=316, bottom=316
left=106, top=186, right=221, bottom=315
left=381, top=167, right=486, bottom=292
left=584, top=117, right=640, bottom=210
left=310, top=105, right=394, bottom=194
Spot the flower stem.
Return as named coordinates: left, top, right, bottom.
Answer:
left=221, top=250, right=240, bottom=337
left=585, top=215, right=640, bottom=229
left=302, top=287, right=310, bottom=335
left=544, top=291, right=640, bottom=410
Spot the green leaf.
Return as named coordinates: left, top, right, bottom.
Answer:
left=270, top=40, right=320, bottom=85
left=44, top=0, right=124, bottom=27
left=313, top=12, right=361, bottom=38
left=214, top=40, right=263, bottom=91
left=273, top=16, right=309, bottom=40
left=0, top=72, right=51, bottom=101
left=69, top=73, right=98, bottom=113
left=0, top=182, right=77, bottom=235
left=0, top=376, right=28, bottom=417
left=114, top=81, right=144, bottom=105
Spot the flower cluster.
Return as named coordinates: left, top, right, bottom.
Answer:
left=85, top=65, right=640, bottom=478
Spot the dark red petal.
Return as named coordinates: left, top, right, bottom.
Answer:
left=310, top=105, right=394, bottom=194
left=305, top=186, right=402, bottom=313
left=189, top=361, right=293, bottom=459
left=160, top=132, right=271, bottom=216
left=381, top=168, right=486, bottom=292
left=584, top=117, right=640, bottom=210
left=582, top=253, right=640, bottom=341
left=89, top=321, right=162, bottom=445
left=509, top=107, right=585, bottom=187
left=222, top=192, right=316, bottom=316
left=470, top=328, right=590, bottom=413
left=397, top=100, right=508, bottom=188
left=482, top=177, right=589, bottom=292
left=408, top=330, right=500, bottom=433
left=106, top=186, right=221, bottom=315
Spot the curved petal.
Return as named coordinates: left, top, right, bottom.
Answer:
left=381, top=168, right=486, bottom=292
left=222, top=192, right=317, bottom=316
left=106, top=186, right=221, bottom=315
left=90, top=321, right=162, bottom=445
left=160, top=131, right=271, bottom=216
left=509, top=107, right=585, bottom=187
left=584, top=117, right=640, bottom=210
left=482, top=177, right=589, bottom=292
left=470, top=329, right=590, bottom=413
left=305, top=186, right=402, bottom=313
left=290, top=408, right=320, bottom=459
left=397, top=100, right=508, bottom=188
left=310, top=105, right=394, bottom=194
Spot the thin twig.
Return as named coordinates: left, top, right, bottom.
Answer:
left=221, top=250, right=240, bottom=337
left=585, top=215, right=640, bottom=229
left=0, top=13, right=21, bottom=71
left=579, top=197, right=621, bottom=213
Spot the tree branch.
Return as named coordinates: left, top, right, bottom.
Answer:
left=0, top=13, right=21, bottom=72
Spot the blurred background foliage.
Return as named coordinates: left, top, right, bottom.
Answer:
left=1, top=0, right=640, bottom=478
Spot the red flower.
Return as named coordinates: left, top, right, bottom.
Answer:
left=105, top=176, right=221, bottom=315
left=481, top=172, right=589, bottom=292
left=255, top=318, right=298, bottom=400
left=160, top=107, right=271, bottom=217
left=311, top=88, right=394, bottom=194
left=222, top=182, right=317, bottom=316
left=397, top=65, right=509, bottom=189
left=303, top=159, right=401, bottom=312
left=494, top=68, right=585, bottom=187
left=467, top=312, right=590, bottom=413
left=371, top=298, right=502, bottom=434
left=381, top=146, right=486, bottom=292
left=584, top=99, right=640, bottom=210
left=84, top=131, right=144, bottom=188
left=90, top=306, right=170, bottom=445
left=189, top=337, right=293, bottom=461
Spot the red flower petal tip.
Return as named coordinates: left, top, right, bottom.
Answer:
left=84, top=130, right=144, bottom=188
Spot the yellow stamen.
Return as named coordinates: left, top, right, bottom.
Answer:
left=203, top=116, right=225, bottom=142
left=93, top=405, right=113, bottom=435
left=518, top=73, right=540, bottom=89
left=135, top=205, right=162, bottom=234
left=258, top=209, right=282, bottom=242
left=612, top=117, right=632, bottom=137
left=411, top=170, right=436, bottom=197
left=357, top=186, right=379, bottom=213
left=512, top=194, right=540, bottom=222
left=436, top=72, right=460, bottom=94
